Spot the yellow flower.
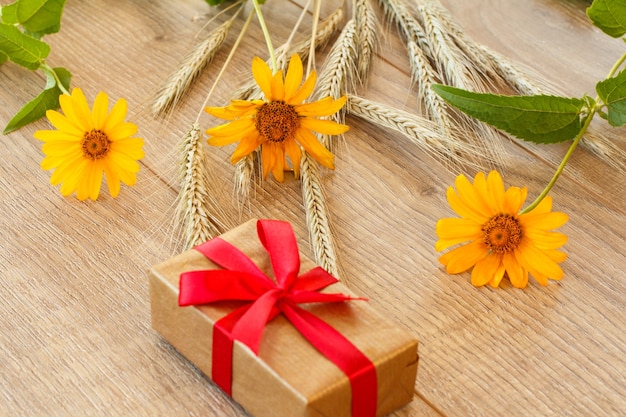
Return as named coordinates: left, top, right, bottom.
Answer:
left=34, top=88, right=144, bottom=201
left=435, top=171, right=569, bottom=288
left=205, top=53, right=349, bottom=182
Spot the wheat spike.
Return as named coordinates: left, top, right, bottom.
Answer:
left=354, top=0, right=378, bottom=84
left=175, top=123, right=228, bottom=249
left=347, top=94, right=491, bottom=170
left=420, top=0, right=541, bottom=95
left=152, top=19, right=233, bottom=116
left=413, top=2, right=480, bottom=90
left=234, top=152, right=258, bottom=201
left=378, top=0, right=431, bottom=55
left=300, top=152, right=341, bottom=278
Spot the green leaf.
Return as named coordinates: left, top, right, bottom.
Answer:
left=432, top=84, right=584, bottom=144
left=0, top=22, right=49, bottom=69
left=0, top=50, right=8, bottom=64
left=1, top=0, right=66, bottom=37
left=3, top=66, right=71, bottom=134
left=587, top=0, right=626, bottom=38
left=1, top=3, right=20, bottom=24
left=596, top=68, right=626, bottom=126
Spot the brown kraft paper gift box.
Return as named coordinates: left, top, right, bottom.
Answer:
left=149, top=219, right=419, bottom=417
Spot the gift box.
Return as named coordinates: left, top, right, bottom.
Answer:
left=149, top=219, right=418, bottom=417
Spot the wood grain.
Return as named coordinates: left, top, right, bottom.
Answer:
left=0, top=0, right=624, bottom=416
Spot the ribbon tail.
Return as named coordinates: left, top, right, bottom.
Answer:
left=212, top=305, right=251, bottom=395
left=281, top=303, right=378, bottom=417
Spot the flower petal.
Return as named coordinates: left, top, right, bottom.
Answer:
left=520, top=210, right=569, bottom=231
left=271, top=70, right=285, bottom=101
left=104, top=161, right=121, bottom=197
left=471, top=253, right=503, bottom=287
left=455, top=173, right=494, bottom=219
left=42, top=140, right=82, bottom=158
left=446, top=183, right=489, bottom=224
left=515, top=240, right=565, bottom=282
left=207, top=123, right=257, bottom=147
left=299, top=118, right=349, bottom=135
left=522, top=229, right=568, bottom=250
left=110, top=138, right=145, bottom=160
left=70, top=87, right=95, bottom=131
left=294, top=129, right=334, bottom=169
left=485, top=170, right=505, bottom=213
left=252, top=56, right=273, bottom=100
left=502, top=252, right=528, bottom=288
left=439, top=240, right=488, bottom=274
left=45, top=110, right=84, bottom=137
left=206, top=118, right=255, bottom=137
left=436, top=217, right=482, bottom=241
left=103, top=97, right=128, bottom=132
left=296, top=96, right=347, bottom=117
left=503, top=186, right=527, bottom=214
left=231, top=134, right=262, bottom=163
left=284, top=138, right=302, bottom=178
left=284, top=54, right=303, bottom=101
left=92, top=91, right=109, bottom=128
left=107, top=122, right=138, bottom=140
left=288, top=70, right=316, bottom=104
left=35, top=129, right=81, bottom=143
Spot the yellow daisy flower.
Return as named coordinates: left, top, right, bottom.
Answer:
left=205, top=53, right=349, bottom=182
left=435, top=171, right=569, bottom=288
left=34, top=88, right=144, bottom=201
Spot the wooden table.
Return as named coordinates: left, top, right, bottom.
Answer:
left=1, top=0, right=624, bottom=416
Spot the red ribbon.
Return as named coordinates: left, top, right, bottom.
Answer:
left=179, top=220, right=377, bottom=417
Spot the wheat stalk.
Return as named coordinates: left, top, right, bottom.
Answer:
left=354, top=0, right=378, bottom=84
left=313, top=18, right=359, bottom=154
left=378, top=0, right=431, bottom=54
left=347, top=94, right=490, bottom=170
left=232, top=6, right=344, bottom=102
left=299, top=152, right=341, bottom=278
left=152, top=18, right=234, bottom=116
left=407, top=40, right=454, bottom=134
left=175, top=123, right=228, bottom=250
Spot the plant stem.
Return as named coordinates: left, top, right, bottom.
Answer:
left=252, top=0, right=277, bottom=72
left=41, top=62, right=70, bottom=95
left=195, top=6, right=253, bottom=124
left=519, top=108, right=595, bottom=214
left=307, top=0, right=321, bottom=77
left=520, top=51, right=626, bottom=214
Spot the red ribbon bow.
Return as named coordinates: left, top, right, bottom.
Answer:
left=178, top=220, right=377, bottom=417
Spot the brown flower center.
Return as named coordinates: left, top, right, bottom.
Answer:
left=255, top=101, right=300, bottom=143
left=82, top=129, right=111, bottom=160
left=482, top=214, right=523, bottom=254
